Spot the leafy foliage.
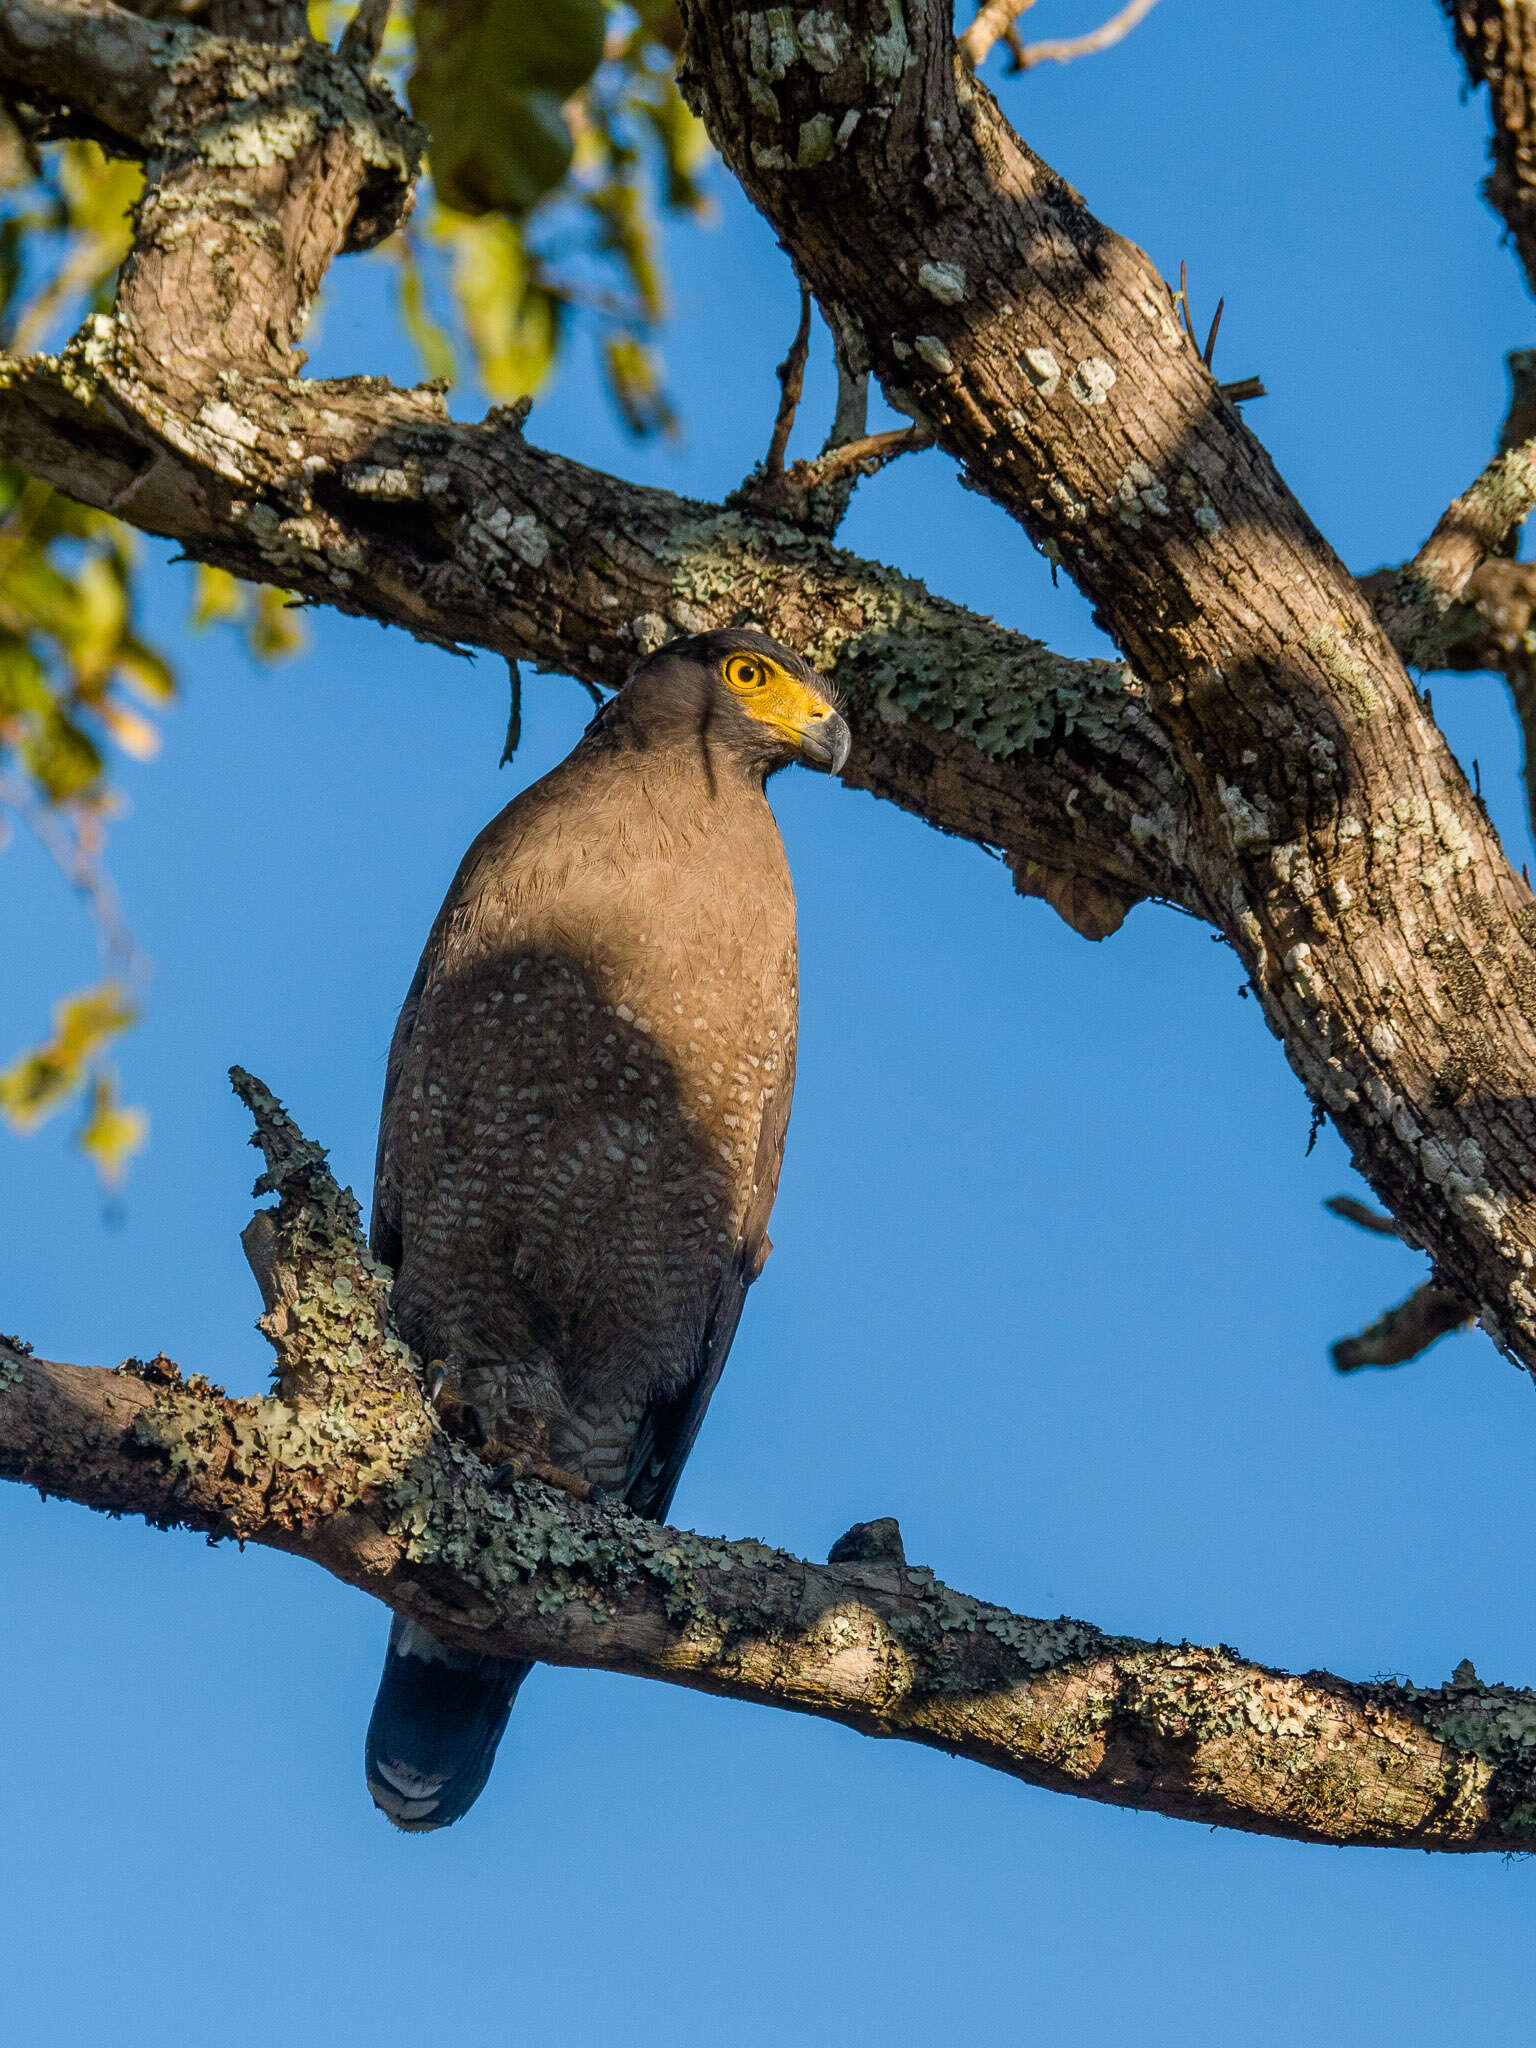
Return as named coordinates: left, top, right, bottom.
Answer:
left=410, top=0, right=607, bottom=216
left=190, top=566, right=308, bottom=665
left=1, top=6, right=714, bottom=1181
left=385, top=0, right=709, bottom=419
left=0, top=143, right=307, bottom=1177
left=0, top=984, right=145, bottom=1182
left=0, top=468, right=174, bottom=802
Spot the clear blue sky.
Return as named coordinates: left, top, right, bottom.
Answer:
left=4, top=3, right=1535, bottom=2041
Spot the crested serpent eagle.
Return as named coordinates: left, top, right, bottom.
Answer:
left=365, top=628, right=850, bottom=1829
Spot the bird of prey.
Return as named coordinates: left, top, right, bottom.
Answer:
left=365, top=628, right=850, bottom=1830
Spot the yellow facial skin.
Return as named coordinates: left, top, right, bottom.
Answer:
left=720, top=651, right=836, bottom=747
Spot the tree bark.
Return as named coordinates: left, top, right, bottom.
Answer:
left=669, top=0, right=1536, bottom=1372
left=3, top=0, right=1536, bottom=1845
left=6, top=1074, right=1536, bottom=1856
left=1442, top=2, right=1536, bottom=298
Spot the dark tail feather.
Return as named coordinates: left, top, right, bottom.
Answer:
left=365, top=1615, right=532, bottom=1832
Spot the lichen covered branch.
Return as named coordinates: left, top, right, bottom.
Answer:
left=0, top=0, right=195, bottom=146
left=676, top=0, right=1536, bottom=1378
left=2, top=1080, right=1535, bottom=1853
left=1376, top=434, right=1536, bottom=671
left=0, top=0, right=1193, bottom=929
left=7, top=0, right=1536, bottom=1389
left=0, top=343, right=1189, bottom=917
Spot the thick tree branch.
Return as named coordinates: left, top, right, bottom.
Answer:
left=1442, top=2, right=1536, bottom=299
left=6, top=0, right=1536, bottom=1370
left=674, top=0, right=1536, bottom=1376
left=1360, top=353, right=1536, bottom=672
left=0, top=0, right=193, bottom=144
left=0, top=0, right=414, bottom=269
left=1360, top=556, right=1536, bottom=676
left=0, top=346, right=1189, bottom=921
left=5, top=1079, right=1536, bottom=1854
left=1361, top=348, right=1536, bottom=842
left=0, top=0, right=1193, bottom=931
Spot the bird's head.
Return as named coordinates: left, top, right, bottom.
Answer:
left=612, top=628, right=850, bottom=780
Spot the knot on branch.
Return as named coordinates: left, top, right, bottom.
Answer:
left=1007, top=853, right=1139, bottom=941
left=828, top=1516, right=906, bottom=1564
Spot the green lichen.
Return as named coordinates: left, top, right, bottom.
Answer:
left=655, top=510, right=1139, bottom=761
left=1306, top=625, right=1379, bottom=721
left=865, top=0, right=912, bottom=86
left=797, top=114, right=835, bottom=165
left=1369, top=796, right=1472, bottom=888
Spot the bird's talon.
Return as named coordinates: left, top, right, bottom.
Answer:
left=490, top=1462, right=525, bottom=1491
left=587, top=1485, right=609, bottom=1508
left=460, top=1403, right=487, bottom=1448
left=425, top=1363, right=447, bottom=1406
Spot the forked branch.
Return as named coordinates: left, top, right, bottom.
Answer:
left=0, top=1077, right=1533, bottom=1853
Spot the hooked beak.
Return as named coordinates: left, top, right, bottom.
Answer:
left=799, top=708, right=851, bottom=776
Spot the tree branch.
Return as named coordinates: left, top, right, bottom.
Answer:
left=0, top=0, right=1192, bottom=931
left=0, top=0, right=193, bottom=145
left=4, top=1077, right=1536, bottom=1854
left=763, top=280, right=812, bottom=476
left=1369, top=440, right=1536, bottom=664
left=1359, top=349, right=1536, bottom=826
left=674, top=0, right=1536, bottom=1376
left=1441, top=2, right=1536, bottom=299
left=0, top=344, right=1189, bottom=923
left=1011, top=0, right=1163, bottom=73
left=1323, top=1192, right=1473, bottom=1372
left=1331, top=1280, right=1471, bottom=1371
left=7, top=0, right=1536, bottom=1378
left=957, top=0, right=1037, bottom=68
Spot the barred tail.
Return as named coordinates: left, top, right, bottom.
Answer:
left=365, top=1615, right=532, bottom=1832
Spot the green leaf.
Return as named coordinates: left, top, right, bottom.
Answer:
left=249, top=586, right=307, bottom=662
left=115, top=633, right=177, bottom=706
left=0, top=983, right=135, bottom=1129
left=190, top=563, right=246, bottom=630
left=438, top=209, right=562, bottom=400
left=0, top=633, right=51, bottom=720
left=20, top=704, right=103, bottom=802
left=588, top=167, right=663, bottom=323
left=632, top=69, right=711, bottom=215
left=393, top=234, right=459, bottom=384
left=409, top=0, right=607, bottom=218
left=600, top=331, right=676, bottom=438
left=78, top=1071, right=147, bottom=1184
left=190, top=562, right=306, bottom=663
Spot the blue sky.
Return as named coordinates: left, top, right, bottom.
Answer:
left=4, top=3, right=1536, bottom=2041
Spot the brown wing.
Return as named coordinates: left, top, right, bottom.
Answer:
left=369, top=944, right=431, bottom=1275
left=624, top=1041, right=795, bottom=1522
left=367, top=791, right=534, bottom=1274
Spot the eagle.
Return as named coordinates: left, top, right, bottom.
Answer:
left=365, top=628, right=849, bottom=1829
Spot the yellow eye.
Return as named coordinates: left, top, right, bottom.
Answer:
left=724, top=654, right=765, bottom=692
